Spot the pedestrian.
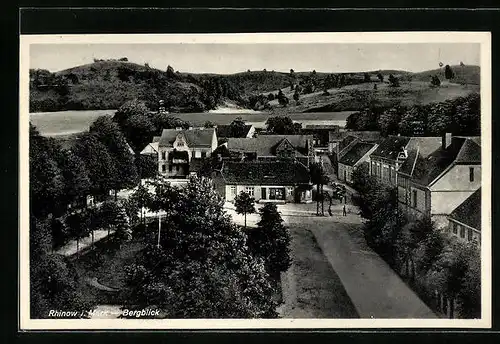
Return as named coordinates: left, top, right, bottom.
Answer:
left=343, top=204, right=347, bottom=216
left=328, top=206, right=332, bottom=216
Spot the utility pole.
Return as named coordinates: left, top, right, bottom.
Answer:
left=157, top=212, right=161, bottom=249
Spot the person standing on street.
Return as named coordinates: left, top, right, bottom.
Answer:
left=343, top=204, right=347, bottom=216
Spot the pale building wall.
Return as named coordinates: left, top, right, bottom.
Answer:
left=431, top=164, right=481, bottom=190
left=430, top=191, right=477, bottom=216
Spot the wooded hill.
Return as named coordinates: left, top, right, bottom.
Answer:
left=30, top=60, right=480, bottom=113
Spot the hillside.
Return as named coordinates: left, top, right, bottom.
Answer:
left=29, top=60, right=481, bottom=113
left=411, top=65, right=480, bottom=85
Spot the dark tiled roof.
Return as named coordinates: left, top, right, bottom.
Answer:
left=339, top=135, right=358, bottom=152
left=405, top=137, right=442, bottom=157
left=329, top=130, right=381, bottom=142
left=216, top=124, right=253, bottom=138
left=371, top=136, right=411, bottom=160
left=159, top=128, right=215, bottom=147
left=221, top=161, right=311, bottom=185
left=227, top=135, right=312, bottom=157
left=449, top=189, right=481, bottom=230
left=303, top=124, right=340, bottom=130
left=398, top=137, right=481, bottom=186
left=339, top=142, right=376, bottom=166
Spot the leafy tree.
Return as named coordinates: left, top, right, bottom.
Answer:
left=458, top=245, right=481, bottom=318
left=454, top=93, right=480, bottom=136
left=247, top=203, right=292, bottom=281
left=98, top=200, right=121, bottom=236
left=124, top=176, right=278, bottom=318
left=309, top=162, right=330, bottom=216
left=425, top=239, right=474, bottom=318
left=113, top=206, right=132, bottom=248
left=135, top=154, right=158, bottom=179
left=388, top=74, right=400, bottom=87
left=131, top=184, right=153, bottom=225
left=57, top=149, right=91, bottom=208
left=204, top=120, right=216, bottom=128
left=277, top=89, right=289, bottom=107
left=444, top=65, right=455, bottom=80
left=398, top=105, right=428, bottom=136
left=114, top=99, right=149, bottom=129
left=430, top=75, right=441, bottom=87
left=265, top=116, right=299, bottom=135
left=364, top=73, right=371, bottom=82
left=229, top=117, right=249, bottom=137
left=293, top=89, right=300, bottom=104
left=29, top=124, right=65, bottom=217
left=267, top=93, right=275, bottom=101
left=73, top=132, right=117, bottom=197
left=377, top=73, right=384, bottom=82
left=90, top=116, right=139, bottom=197
left=234, top=191, right=256, bottom=229
left=166, top=65, right=176, bottom=78
left=379, top=106, right=406, bottom=136
left=66, top=210, right=91, bottom=255
left=427, top=100, right=454, bottom=135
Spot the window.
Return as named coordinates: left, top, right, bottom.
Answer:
left=467, top=228, right=473, bottom=242
left=452, top=222, right=458, bottom=235
left=230, top=186, right=236, bottom=196
left=469, top=167, right=474, bottom=182
left=245, top=186, right=255, bottom=197
left=201, top=151, right=207, bottom=158
left=195, top=150, right=201, bottom=158
left=269, top=188, right=285, bottom=200
left=161, top=151, right=166, bottom=160
left=460, top=227, right=466, bottom=238
left=412, top=190, right=417, bottom=208
left=287, top=187, right=294, bottom=196
left=161, top=164, right=166, bottom=172
left=168, top=165, right=173, bottom=172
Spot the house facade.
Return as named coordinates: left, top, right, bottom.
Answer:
left=153, top=127, right=218, bottom=178
left=338, top=142, right=378, bottom=183
left=447, top=188, right=481, bottom=244
left=213, top=160, right=313, bottom=203
left=397, top=136, right=481, bottom=228
left=370, top=136, right=442, bottom=187
left=225, top=135, right=315, bottom=166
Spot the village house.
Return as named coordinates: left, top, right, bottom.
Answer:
left=447, top=188, right=481, bottom=244
left=213, top=160, right=313, bottom=203
left=338, top=142, right=378, bottom=184
left=225, top=135, right=315, bottom=166
left=397, top=135, right=481, bottom=228
left=370, top=135, right=442, bottom=187
left=328, top=131, right=381, bottom=174
left=147, top=127, right=218, bottom=178
left=301, top=124, right=340, bottom=154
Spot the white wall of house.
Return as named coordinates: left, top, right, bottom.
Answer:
left=431, top=164, right=481, bottom=191
left=431, top=191, right=478, bottom=216
left=224, top=184, right=306, bottom=203
left=338, top=163, right=352, bottom=183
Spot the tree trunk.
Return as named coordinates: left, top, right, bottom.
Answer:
left=316, top=184, right=320, bottom=216
left=76, top=238, right=79, bottom=258
left=244, top=213, right=247, bottom=229
left=450, top=298, right=454, bottom=319
left=321, top=184, right=324, bottom=216
left=91, top=230, right=94, bottom=250
left=114, top=190, right=118, bottom=201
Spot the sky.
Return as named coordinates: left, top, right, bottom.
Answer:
left=30, top=43, right=480, bottom=74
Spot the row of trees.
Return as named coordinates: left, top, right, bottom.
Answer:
left=351, top=165, right=480, bottom=318
left=346, top=92, right=480, bottom=136
left=123, top=178, right=292, bottom=318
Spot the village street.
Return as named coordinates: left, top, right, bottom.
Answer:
left=226, top=200, right=436, bottom=319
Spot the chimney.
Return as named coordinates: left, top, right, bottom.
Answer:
left=442, top=132, right=452, bottom=149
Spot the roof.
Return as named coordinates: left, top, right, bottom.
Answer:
left=371, top=136, right=411, bottom=160
left=339, top=142, right=377, bottom=166
left=449, top=188, right=481, bottom=230
left=221, top=161, right=311, bottom=185
left=303, top=124, right=340, bottom=130
left=398, top=137, right=481, bottom=186
left=140, top=142, right=158, bottom=155
left=226, top=135, right=312, bottom=157
left=405, top=137, right=442, bottom=157
left=339, top=135, right=358, bottom=152
left=329, top=130, right=381, bottom=142
left=158, top=128, right=215, bottom=147
left=216, top=124, right=253, bottom=138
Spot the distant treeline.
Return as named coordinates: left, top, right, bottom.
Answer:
left=345, top=93, right=480, bottom=136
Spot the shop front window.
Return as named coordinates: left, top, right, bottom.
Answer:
left=269, top=188, right=285, bottom=200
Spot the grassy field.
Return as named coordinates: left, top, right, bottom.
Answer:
left=30, top=110, right=354, bottom=136
left=266, top=80, right=480, bottom=113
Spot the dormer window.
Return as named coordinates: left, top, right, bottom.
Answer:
left=177, top=141, right=184, bottom=147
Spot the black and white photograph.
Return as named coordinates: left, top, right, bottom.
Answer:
left=19, top=32, right=491, bottom=329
